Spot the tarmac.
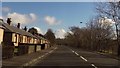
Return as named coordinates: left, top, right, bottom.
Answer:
left=2, top=45, right=120, bottom=68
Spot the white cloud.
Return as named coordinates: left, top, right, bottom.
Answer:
left=2, top=7, right=11, bottom=12
left=55, top=29, right=66, bottom=39
left=106, top=19, right=115, bottom=24
left=6, top=12, right=37, bottom=25
left=30, top=13, right=37, bottom=21
left=44, top=16, right=61, bottom=25
left=0, top=16, right=2, bottom=19
left=100, top=17, right=115, bottom=26
left=34, top=27, right=43, bottom=34
left=68, top=31, right=74, bottom=35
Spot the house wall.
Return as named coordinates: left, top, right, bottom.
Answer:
left=0, top=28, right=4, bottom=44
left=27, top=37, right=31, bottom=43
left=3, top=32, right=12, bottom=45
left=41, top=39, right=44, bottom=44
left=34, top=39, right=37, bottom=44
left=30, top=38, right=34, bottom=44
left=19, top=35, right=23, bottom=43
left=12, top=33, right=19, bottom=46
left=23, top=36, right=27, bottom=43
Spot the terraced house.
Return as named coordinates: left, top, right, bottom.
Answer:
left=1, top=18, right=49, bottom=59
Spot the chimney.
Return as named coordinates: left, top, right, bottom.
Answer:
left=17, top=23, right=20, bottom=28
left=7, top=18, right=11, bottom=25
left=24, top=26, right=27, bottom=31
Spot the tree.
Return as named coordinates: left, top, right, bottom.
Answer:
left=45, top=29, right=55, bottom=46
left=64, top=16, right=113, bottom=52
left=28, top=27, right=38, bottom=35
left=96, top=1, right=120, bottom=56
left=87, top=17, right=113, bottom=51
left=65, top=26, right=91, bottom=49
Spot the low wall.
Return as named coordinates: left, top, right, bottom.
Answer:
left=18, top=45, right=28, bottom=55
left=36, top=45, right=41, bottom=51
left=2, top=45, right=14, bottom=59
left=28, top=45, right=35, bottom=54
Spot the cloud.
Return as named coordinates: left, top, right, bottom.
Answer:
left=44, top=16, right=61, bottom=25
left=2, top=7, right=11, bottom=12
left=34, top=27, right=43, bottom=34
left=30, top=13, right=37, bottom=21
left=68, top=31, right=74, bottom=35
left=100, top=17, right=115, bottom=26
left=6, top=12, right=37, bottom=25
left=55, top=29, right=66, bottom=39
left=106, top=19, right=115, bottom=24
left=0, top=16, right=2, bottom=19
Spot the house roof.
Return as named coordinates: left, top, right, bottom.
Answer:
left=1, top=21, right=37, bottom=38
left=35, top=33, right=47, bottom=40
left=0, top=19, right=5, bottom=29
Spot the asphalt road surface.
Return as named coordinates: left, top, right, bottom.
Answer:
left=31, top=45, right=120, bottom=68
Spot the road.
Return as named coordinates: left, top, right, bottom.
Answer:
left=31, top=45, right=120, bottom=68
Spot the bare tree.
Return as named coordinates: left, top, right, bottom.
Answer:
left=96, top=1, right=120, bottom=56
left=86, top=16, right=113, bottom=52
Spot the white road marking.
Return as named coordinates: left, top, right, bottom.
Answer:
left=23, top=47, right=58, bottom=66
left=80, top=56, right=88, bottom=62
left=69, top=48, right=97, bottom=68
left=54, top=47, right=58, bottom=50
left=72, top=50, right=75, bottom=53
left=45, top=53, right=49, bottom=55
left=75, top=52, right=79, bottom=56
left=41, top=55, right=44, bottom=58
left=49, top=50, right=53, bottom=53
left=91, top=64, right=98, bottom=68
left=38, top=56, right=42, bottom=59
left=70, top=49, right=79, bottom=56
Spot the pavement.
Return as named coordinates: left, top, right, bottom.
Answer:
left=2, top=45, right=120, bottom=68
left=2, top=46, right=57, bottom=68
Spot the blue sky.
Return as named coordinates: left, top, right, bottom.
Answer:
left=2, top=2, right=97, bottom=38
left=2, top=0, right=111, bottom=2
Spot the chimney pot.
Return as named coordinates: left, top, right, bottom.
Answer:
left=7, top=18, right=11, bottom=25
left=17, top=23, right=20, bottom=28
left=24, top=26, right=27, bottom=31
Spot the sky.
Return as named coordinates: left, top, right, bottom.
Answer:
left=2, top=0, right=119, bottom=2
left=2, top=2, right=97, bottom=38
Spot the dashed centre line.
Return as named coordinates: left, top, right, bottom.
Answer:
left=72, top=50, right=75, bottom=53
left=70, top=49, right=98, bottom=68
left=75, top=52, right=79, bottom=56
left=91, top=64, right=98, bottom=68
left=80, top=56, right=88, bottom=62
